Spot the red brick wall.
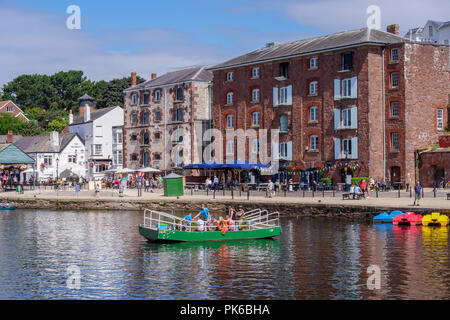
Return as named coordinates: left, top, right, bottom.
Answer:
left=419, top=150, right=450, bottom=187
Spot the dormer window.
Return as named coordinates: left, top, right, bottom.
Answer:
left=227, top=72, right=234, bottom=81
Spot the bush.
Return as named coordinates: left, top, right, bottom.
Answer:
left=351, top=177, right=369, bottom=185
left=320, top=178, right=332, bottom=184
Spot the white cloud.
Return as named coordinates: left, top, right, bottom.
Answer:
left=0, top=5, right=229, bottom=87
left=273, top=0, right=450, bottom=35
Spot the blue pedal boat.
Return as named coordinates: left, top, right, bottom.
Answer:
left=373, top=210, right=404, bottom=223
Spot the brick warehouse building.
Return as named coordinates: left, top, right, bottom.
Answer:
left=209, top=26, right=450, bottom=185
left=123, top=67, right=212, bottom=172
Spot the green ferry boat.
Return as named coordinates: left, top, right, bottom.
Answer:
left=138, top=209, right=281, bottom=242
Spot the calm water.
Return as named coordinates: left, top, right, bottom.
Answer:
left=0, top=209, right=449, bottom=300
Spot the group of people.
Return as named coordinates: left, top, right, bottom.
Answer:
left=183, top=204, right=245, bottom=232
left=0, top=202, right=12, bottom=208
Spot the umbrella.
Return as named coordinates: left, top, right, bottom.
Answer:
left=137, top=167, right=160, bottom=173
left=115, top=168, right=136, bottom=174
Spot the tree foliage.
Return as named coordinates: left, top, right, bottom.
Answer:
left=0, top=70, right=145, bottom=134
left=0, top=113, right=26, bottom=135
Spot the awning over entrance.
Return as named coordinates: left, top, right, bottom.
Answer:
left=0, top=144, right=35, bottom=165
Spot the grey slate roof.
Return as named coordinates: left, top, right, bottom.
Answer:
left=13, top=132, right=79, bottom=153
left=428, top=20, right=450, bottom=30
left=404, top=27, right=423, bottom=37
left=209, top=28, right=407, bottom=70
left=71, top=106, right=120, bottom=125
left=78, top=94, right=95, bottom=101
left=0, top=135, right=23, bottom=144
left=125, top=66, right=213, bottom=91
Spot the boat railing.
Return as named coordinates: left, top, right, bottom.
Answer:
left=142, top=209, right=279, bottom=232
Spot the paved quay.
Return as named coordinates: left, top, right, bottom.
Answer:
left=2, top=187, right=449, bottom=214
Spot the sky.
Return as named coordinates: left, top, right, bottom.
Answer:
left=1, top=0, right=449, bottom=87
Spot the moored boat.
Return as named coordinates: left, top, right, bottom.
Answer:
left=422, top=212, right=449, bottom=227
left=393, top=212, right=423, bottom=225
left=373, top=210, right=404, bottom=223
left=0, top=207, right=16, bottom=210
left=138, top=209, right=281, bottom=242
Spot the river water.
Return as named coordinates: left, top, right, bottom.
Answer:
left=0, top=209, right=448, bottom=300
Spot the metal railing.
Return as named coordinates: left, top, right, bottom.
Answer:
left=142, top=208, right=279, bottom=232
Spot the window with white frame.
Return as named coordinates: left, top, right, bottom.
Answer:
left=43, top=155, right=52, bottom=167
left=391, top=132, right=400, bottom=151
left=94, top=144, right=102, bottom=155
left=391, top=101, right=399, bottom=117
left=309, top=81, right=318, bottom=95
left=155, top=90, right=161, bottom=102
left=280, top=114, right=288, bottom=132
left=391, top=72, right=399, bottom=88
left=252, top=67, right=259, bottom=78
left=252, top=138, right=260, bottom=153
left=226, top=92, right=234, bottom=105
left=342, top=108, right=352, bottom=128
left=131, top=94, right=138, bottom=105
left=227, top=72, right=234, bottom=81
left=94, top=125, right=103, bottom=137
left=252, top=89, right=260, bottom=102
left=280, top=142, right=288, bottom=158
left=390, top=48, right=399, bottom=62
left=226, top=114, right=234, bottom=129
left=6, top=105, right=13, bottom=112
left=437, top=109, right=444, bottom=130
left=252, top=111, right=260, bottom=126
left=310, top=57, right=318, bottom=69
left=68, top=155, right=77, bottom=163
left=342, top=139, right=352, bottom=158
left=309, top=106, right=318, bottom=122
left=342, top=78, right=352, bottom=97
left=226, top=140, right=234, bottom=155
left=279, top=87, right=288, bottom=104
left=310, top=135, right=319, bottom=151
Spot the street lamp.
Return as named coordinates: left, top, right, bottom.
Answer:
left=56, top=157, right=60, bottom=181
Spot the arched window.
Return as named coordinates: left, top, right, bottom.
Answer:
left=252, top=111, right=260, bottom=126
left=280, top=114, right=288, bottom=132
left=226, top=92, right=234, bottom=105
left=155, top=90, right=161, bottom=102
left=143, top=93, right=150, bottom=104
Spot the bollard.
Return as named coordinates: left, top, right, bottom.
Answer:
left=191, top=188, right=193, bottom=196
left=410, top=188, right=412, bottom=198
left=312, top=190, right=314, bottom=198
left=322, top=189, right=325, bottom=197
left=171, top=208, right=175, bottom=215
left=223, top=187, right=225, bottom=197
left=303, top=189, right=305, bottom=198
left=398, top=188, right=400, bottom=198
left=422, top=189, right=424, bottom=198
left=207, top=188, right=209, bottom=197
left=433, top=187, right=436, bottom=198
left=213, top=190, right=216, bottom=199
left=266, top=188, right=268, bottom=198
left=231, top=187, right=234, bottom=199
left=247, top=190, right=250, bottom=200
left=333, top=189, right=335, bottom=197
left=376, top=189, right=378, bottom=198
left=284, top=188, right=287, bottom=197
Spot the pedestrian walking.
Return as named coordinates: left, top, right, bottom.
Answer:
left=413, top=181, right=422, bottom=206
left=75, top=184, right=80, bottom=197
left=95, top=183, right=100, bottom=197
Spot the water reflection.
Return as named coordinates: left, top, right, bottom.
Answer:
left=0, top=210, right=449, bottom=299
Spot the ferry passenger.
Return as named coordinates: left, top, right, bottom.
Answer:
left=197, top=219, right=205, bottom=232
left=227, top=215, right=236, bottom=231
left=0, top=203, right=4, bottom=208
left=194, top=203, right=210, bottom=222
left=182, top=213, right=192, bottom=231
left=6, top=203, right=11, bottom=208
left=209, top=218, right=218, bottom=231
left=236, top=206, right=244, bottom=220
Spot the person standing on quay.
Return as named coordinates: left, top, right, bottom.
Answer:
left=75, top=183, right=80, bottom=197
left=413, top=181, right=422, bottom=206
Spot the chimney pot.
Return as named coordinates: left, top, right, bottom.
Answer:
left=69, top=109, right=74, bottom=125
left=50, top=131, right=59, bottom=148
left=131, top=72, right=137, bottom=86
left=84, top=104, right=91, bottom=122
left=386, top=24, right=399, bottom=35
left=151, top=73, right=157, bottom=79
left=7, top=130, right=13, bottom=143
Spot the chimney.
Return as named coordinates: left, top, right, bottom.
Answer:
left=50, top=131, right=59, bottom=148
left=6, top=130, right=13, bottom=143
left=151, top=73, right=157, bottom=80
left=386, top=24, right=399, bottom=35
left=131, top=72, right=137, bottom=86
left=84, top=104, right=91, bottom=122
left=69, top=109, right=73, bottom=125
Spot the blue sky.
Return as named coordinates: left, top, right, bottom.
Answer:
left=1, top=0, right=449, bottom=86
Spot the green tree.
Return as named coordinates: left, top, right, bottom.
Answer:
left=0, top=113, right=26, bottom=135
left=18, top=120, right=46, bottom=136
left=48, top=118, right=69, bottom=132
left=25, top=107, right=47, bottom=122
left=94, top=75, right=145, bottom=109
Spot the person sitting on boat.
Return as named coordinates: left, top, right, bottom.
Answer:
left=226, top=215, right=236, bottom=231
left=182, top=213, right=192, bottom=231
left=209, top=218, right=218, bottom=231
left=197, top=218, right=205, bottom=232
left=6, top=203, right=11, bottom=208
left=0, top=203, right=4, bottom=208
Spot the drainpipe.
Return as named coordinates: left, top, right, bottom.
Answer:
left=164, top=87, right=167, bottom=176
left=381, top=47, right=386, bottom=181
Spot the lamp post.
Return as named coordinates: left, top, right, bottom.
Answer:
left=56, top=157, right=60, bottom=181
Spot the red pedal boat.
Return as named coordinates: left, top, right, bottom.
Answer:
left=393, top=211, right=423, bottom=225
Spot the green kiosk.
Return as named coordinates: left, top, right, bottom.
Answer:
left=163, top=173, right=184, bottom=197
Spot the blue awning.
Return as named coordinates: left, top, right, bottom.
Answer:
left=183, top=160, right=269, bottom=170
